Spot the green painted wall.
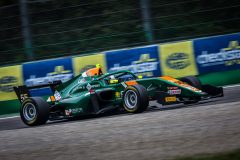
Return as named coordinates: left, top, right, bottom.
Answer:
left=0, top=100, right=20, bottom=115
left=198, top=69, right=240, bottom=86
left=0, top=96, right=48, bottom=115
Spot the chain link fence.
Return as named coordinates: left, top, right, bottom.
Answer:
left=0, top=0, right=240, bottom=65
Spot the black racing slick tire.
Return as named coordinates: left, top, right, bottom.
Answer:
left=20, top=97, right=49, bottom=126
left=180, top=76, right=202, bottom=89
left=122, top=84, right=149, bottom=113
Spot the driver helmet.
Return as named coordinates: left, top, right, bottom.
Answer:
left=86, top=64, right=103, bottom=77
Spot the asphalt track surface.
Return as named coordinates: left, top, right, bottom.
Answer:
left=0, top=86, right=239, bottom=160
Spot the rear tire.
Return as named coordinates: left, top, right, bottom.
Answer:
left=20, top=97, right=49, bottom=126
left=122, top=84, right=149, bottom=113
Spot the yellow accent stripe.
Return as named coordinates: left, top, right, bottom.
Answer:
left=160, top=76, right=179, bottom=82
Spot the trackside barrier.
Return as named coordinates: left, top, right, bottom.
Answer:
left=0, top=33, right=240, bottom=115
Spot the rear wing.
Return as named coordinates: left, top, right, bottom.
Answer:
left=13, top=80, right=62, bottom=104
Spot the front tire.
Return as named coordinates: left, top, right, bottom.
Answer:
left=180, top=76, right=202, bottom=104
left=122, top=85, right=149, bottom=113
left=180, top=76, right=202, bottom=89
left=20, top=97, right=49, bottom=126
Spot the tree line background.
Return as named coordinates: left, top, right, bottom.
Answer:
left=0, top=0, right=240, bottom=65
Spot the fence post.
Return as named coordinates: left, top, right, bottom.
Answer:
left=19, top=0, right=34, bottom=60
left=140, top=0, right=154, bottom=42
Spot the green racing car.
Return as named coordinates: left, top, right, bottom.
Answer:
left=14, top=65, right=223, bottom=126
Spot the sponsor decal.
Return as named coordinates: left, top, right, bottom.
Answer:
left=167, top=89, right=181, bottom=95
left=162, top=76, right=201, bottom=92
left=180, top=83, right=201, bottom=92
left=65, top=110, right=71, bottom=116
left=23, top=57, right=73, bottom=96
left=121, top=82, right=127, bottom=88
left=0, top=76, right=18, bottom=92
left=197, top=41, right=240, bottom=67
left=166, top=52, right=190, bottom=69
left=167, top=86, right=178, bottom=90
left=0, top=65, right=23, bottom=101
left=194, top=33, right=240, bottom=74
left=86, top=83, right=101, bottom=90
left=25, top=65, right=72, bottom=87
left=106, top=46, right=161, bottom=78
left=159, top=41, right=198, bottom=78
left=165, top=96, right=177, bottom=102
left=70, top=108, right=83, bottom=114
left=86, top=83, right=92, bottom=90
left=174, top=81, right=201, bottom=92
left=54, top=91, right=61, bottom=101
left=78, top=78, right=86, bottom=84
left=91, top=84, right=101, bottom=88
left=109, top=54, right=158, bottom=77
left=77, top=85, right=86, bottom=90
left=65, top=108, right=83, bottom=116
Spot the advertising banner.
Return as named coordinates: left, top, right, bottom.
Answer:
left=106, top=45, right=161, bottom=77
left=73, top=53, right=107, bottom=76
left=194, top=33, right=240, bottom=74
left=0, top=65, right=23, bottom=101
left=23, top=57, right=73, bottom=96
left=159, top=41, right=198, bottom=78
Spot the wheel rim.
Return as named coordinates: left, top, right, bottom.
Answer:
left=124, top=90, right=137, bottom=109
left=23, top=103, right=37, bottom=121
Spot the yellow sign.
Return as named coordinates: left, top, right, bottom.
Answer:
left=165, top=96, right=177, bottom=102
left=0, top=65, right=23, bottom=101
left=73, top=53, right=107, bottom=76
left=159, top=41, right=198, bottom=78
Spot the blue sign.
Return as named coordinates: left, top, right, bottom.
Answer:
left=105, top=45, right=161, bottom=77
left=194, top=33, right=240, bottom=74
left=23, top=57, right=73, bottom=96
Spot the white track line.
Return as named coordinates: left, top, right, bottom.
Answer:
left=0, top=84, right=239, bottom=120
left=0, top=116, right=20, bottom=120
left=223, top=84, right=240, bottom=88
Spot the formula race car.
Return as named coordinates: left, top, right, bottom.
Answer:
left=14, top=65, right=223, bottom=126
